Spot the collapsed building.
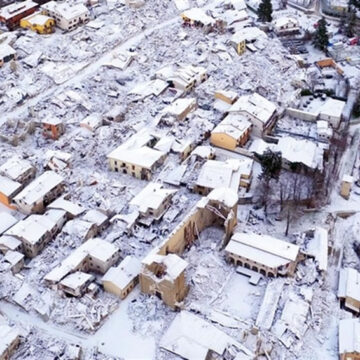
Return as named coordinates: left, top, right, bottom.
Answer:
left=154, top=64, right=208, bottom=93
left=140, top=187, right=238, bottom=308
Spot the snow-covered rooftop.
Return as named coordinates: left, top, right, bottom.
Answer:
left=226, top=232, right=300, bottom=268
left=45, top=238, right=120, bottom=284
left=0, top=157, right=34, bottom=183
left=181, top=8, right=215, bottom=26
left=41, top=117, right=63, bottom=126
left=130, top=182, right=177, bottom=214
left=0, top=235, right=21, bottom=253
left=338, top=267, right=360, bottom=304
left=14, top=171, right=64, bottom=206
left=60, top=271, right=94, bottom=290
left=41, top=1, right=89, bottom=21
left=319, top=98, right=346, bottom=119
left=129, top=79, right=168, bottom=98
left=48, top=197, right=85, bottom=217
left=230, top=27, right=267, bottom=44
left=191, top=146, right=215, bottom=159
left=273, top=17, right=299, bottom=30
left=82, top=209, right=108, bottom=227
left=229, top=93, right=276, bottom=124
left=212, top=114, right=252, bottom=140
left=277, top=137, right=324, bottom=171
left=251, top=137, right=324, bottom=171
left=0, top=324, right=19, bottom=358
left=4, top=250, right=24, bottom=265
left=196, top=158, right=252, bottom=191
left=339, top=318, right=360, bottom=354
left=109, top=146, right=165, bottom=169
left=207, top=187, right=239, bottom=208
left=0, top=0, right=37, bottom=21
left=0, top=212, right=17, bottom=235
left=160, top=311, right=253, bottom=359
left=107, top=130, right=166, bottom=170
left=23, top=13, right=52, bottom=26
left=0, top=43, right=16, bottom=60
left=6, top=214, right=56, bottom=245
left=163, top=98, right=197, bottom=118
left=102, top=255, right=141, bottom=290
left=342, top=174, right=354, bottom=183
left=0, top=175, right=21, bottom=197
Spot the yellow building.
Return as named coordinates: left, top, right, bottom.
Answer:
left=102, top=256, right=142, bottom=299
left=340, top=174, right=353, bottom=200
left=0, top=324, right=20, bottom=360
left=140, top=252, right=189, bottom=309
left=211, top=114, right=252, bottom=150
left=339, top=319, right=360, bottom=360
left=229, top=32, right=246, bottom=55
left=107, top=130, right=166, bottom=181
left=214, top=90, right=238, bottom=105
left=225, top=232, right=300, bottom=277
left=139, top=188, right=239, bottom=308
left=20, top=13, right=55, bottom=34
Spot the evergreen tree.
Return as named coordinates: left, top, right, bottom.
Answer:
left=257, top=150, right=282, bottom=181
left=312, top=17, right=329, bottom=52
left=258, top=0, right=273, bottom=22
left=353, top=95, right=360, bottom=118
left=255, top=150, right=282, bottom=215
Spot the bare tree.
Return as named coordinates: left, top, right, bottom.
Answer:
left=253, top=177, right=275, bottom=215
left=255, top=150, right=282, bottom=216
left=278, top=172, right=306, bottom=236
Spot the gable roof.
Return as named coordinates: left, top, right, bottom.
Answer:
left=160, top=311, right=253, bottom=360
left=229, top=93, right=276, bottom=124
left=226, top=232, right=299, bottom=268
